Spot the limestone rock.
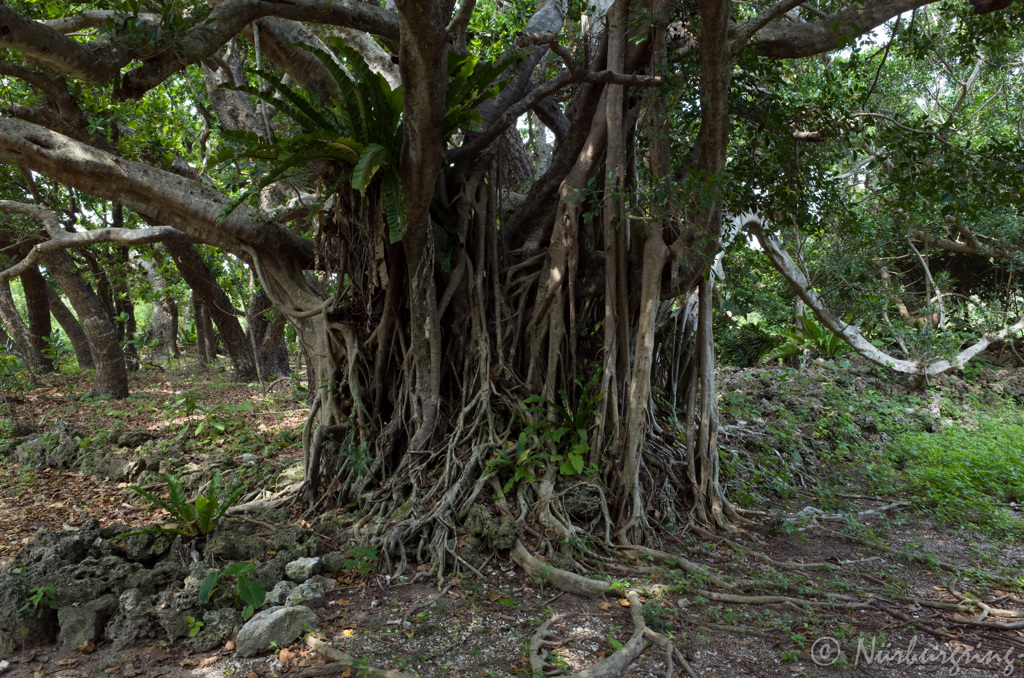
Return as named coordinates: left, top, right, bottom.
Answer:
left=265, top=581, right=297, bottom=606
left=285, top=580, right=324, bottom=607
left=57, top=594, right=118, bottom=647
left=235, top=605, right=318, bottom=657
left=283, top=557, right=320, bottom=583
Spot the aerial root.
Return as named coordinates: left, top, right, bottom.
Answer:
left=530, top=613, right=568, bottom=676
left=608, top=544, right=741, bottom=590
left=297, top=635, right=414, bottom=678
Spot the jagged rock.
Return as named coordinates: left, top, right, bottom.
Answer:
left=104, top=589, right=161, bottom=650
left=0, top=574, right=58, bottom=655
left=463, top=505, right=522, bottom=551
left=124, top=559, right=180, bottom=595
left=116, top=429, right=154, bottom=448
left=266, top=581, right=297, bottom=606
left=90, top=446, right=132, bottom=482
left=235, top=605, right=318, bottom=657
left=205, top=529, right=267, bottom=563
left=154, top=588, right=192, bottom=641
left=561, top=484, right=602, bottom=520
left=285, top=580, right=323, bottom=607
left=320, top=551, right=347, bottom=575
left=188, top=608, right=242, bottom=653
left=284, top=557, right=320, bottom=583
left=255, top=551, right=293, bottom=590
left=123, top=532, right=176, bottom=564
left=12, top=421, right=83, bottom=470
left=268, top=525, right=319, bottom=558
left=57, top=593, right=118, bottom=647
left=44, top=556, right=142, bottom=606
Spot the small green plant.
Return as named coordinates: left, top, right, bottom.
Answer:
left=41, top=330, right=70, bottom=369
left=19, top=585, right=57, bottom=618
left=199, top=561, right=267, bottom=621
left=118, top=471, right=243, bottom=538
left=759, top=310, right=852, bottom=363
left=344, top=546, right=379, bottom=576
left=488, top=368, right=602, bottom=490
left=186, top=615, right=204, bottom=637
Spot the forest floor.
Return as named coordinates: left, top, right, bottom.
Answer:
left=2, top=354, right=1024, bottom=677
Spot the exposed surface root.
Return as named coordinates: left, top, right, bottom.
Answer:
left=512, top=540, right=611, bottom=596
left=302, top=636, right=414, bottom=678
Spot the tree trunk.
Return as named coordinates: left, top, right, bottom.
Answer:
left=45, top=284, right=94, bottom=369
left=21, top=265, right=54, bottom=373
left=42, top=251, right=129, bottom=397
left=165, top=242, right=257, bottom=381
left=0, top=279, right=40, bottom=371
left=247, top=291, right=290, bottom=379
left=111, top=243, right=140, bottom=371
left=137, top=257, right=178, bottom=359
left=193, top=292, right=218, bottom=365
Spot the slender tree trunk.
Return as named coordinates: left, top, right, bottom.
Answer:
left=42, top=251, right=129, bottom=397
left=21, top=265, right=54, bottom=373
left=111, top=244, right=139, bottom=371
left=193, top=292, right=218, bottom=364
left=247, top=292, right=290, bottom=379
left=45, top=284, right=94, bottom=369
left=0, top=279, right=40, bottom=371
left=165, top=242, right=257, bottom=380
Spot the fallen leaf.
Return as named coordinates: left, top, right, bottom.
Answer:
left=278, top=648, right=294, bottom=666
left=598, top=602, right=612, bottom=611
left=618, top=598, right=630, bottom=607
left=179, top=659, right=197, bottom=668
left=224, top=639, right=235, bottom=651
left=247, top=673, right=260, bottom=678
left=147, top=646, right=171, bottom=662
left=77, top=639, right=96, bottom=654
left=57, top=659, right=78, bottom=667
left=104, top=667, right=120, bottom=675
left=488, top=593, right=500, bottom=602
left=339, top=670, right=351, bottom=678
left=199, top=656, right=219, bottom=667
left=336, top=598, right=350, bottom=606
left=31, top=668, right=46, bottom=678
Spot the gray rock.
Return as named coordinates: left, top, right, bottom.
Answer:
left=57, top=594, right=119, bottom=647
left=104, top=589, right=161, bottom=650
left=12, top=421, right=83, bottom=470
left=116, top=429, right=154, bottom=448
left=268, top=525, right=319, bottom=558
left=235, top=605, right=318, bottom=657
left=255, top=550, right=293, bottom=589
left=123, top=532, right=176, bottom=563
left=204, top=531, right=267, bottom=563
left=284, top=580, right=324, bottom=607
left=284, top=557, right=320, bottom=582
left=124, top=559, right=180, bottom=595
left=320, top=551, right=347, bottom=575
left=188, top=608, right=242, bottom=653
left=265, top=581, right=297, bottom=606
left=90, top=446, right=132, bottom=482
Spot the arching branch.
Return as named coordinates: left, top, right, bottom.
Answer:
left=756, top=226, right=1024, bottom=376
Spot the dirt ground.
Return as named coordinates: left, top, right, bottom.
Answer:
left=2, top=359, right=1024, bottom=677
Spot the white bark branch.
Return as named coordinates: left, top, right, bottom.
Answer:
left=756, top=227, right=1024, bottom=376
left=0, top=200, right=193, bottom=285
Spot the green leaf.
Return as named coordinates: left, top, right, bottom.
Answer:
left=236, top=575, right=266, bottom=611
left=223, top=562, right=257, bottom=577
left=351, top=143, right=388, bottom=196
left=198, top=570, right=221, bottom=604
left=607, top=637, right=624, bottom=652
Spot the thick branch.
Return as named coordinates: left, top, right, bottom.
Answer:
left=0, top=118, right=313, bottom=262
left=0, top=1, right=399, bottom=99
left=731, top=0, right=807, bottom=51
left=748, top=0, right=934, bottom=58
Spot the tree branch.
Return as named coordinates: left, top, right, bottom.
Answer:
left=0, top=118, right=313, bottom=263
left=731, top=0, right=808, bottom=52
left=756, top=225, right=1023, bottom=376
left=0, top=1, right=399, bottom=99
left=0, top=201, right=193, bottom=285
left=748, top=0, right=935, bottom=59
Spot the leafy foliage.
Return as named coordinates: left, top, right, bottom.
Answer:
left=760, top=310, right=852, bottom=364
left=488, top=368, right=602, bottom=490
left=214, top=41, right=520, bottom=243
left=119, top=471, right=242, bottom=538
left=890, top=418, right=1024, bottom=537
left=198, top=561, right=266, bottom=621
